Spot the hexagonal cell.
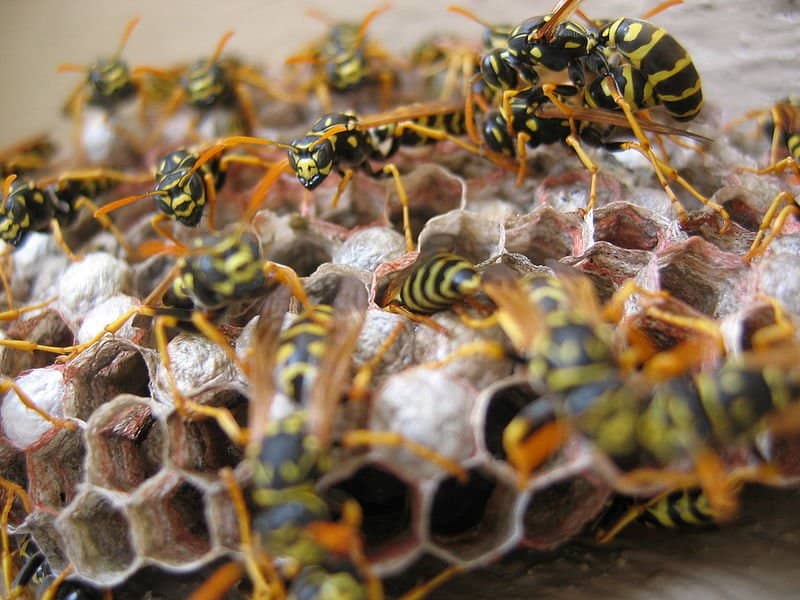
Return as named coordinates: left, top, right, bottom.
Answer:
left=326, top=464, right=420, bottom=567
left=369, top=367, right=477, bottom=482
left=127, top=471, right=213, bottom=568
left=416, top=209, right=505, bottom=265
left=656, top=236, right=751, bottom=318
left=392, top=165, right=467, bottom=242
left=56, top=489, right=137, bottom=586
left=0, top=309, right=73, bottom=377
left=86, top=395, right=165, bottom=493
left=66, top=338, right=156, bottom=421
left=592, top=202, right=672, bottom=251
left=567, top=242, right=654, bottom=304
left=505, top=206, right=585, bottom=264
left=166, top=389, right=247, bottom=476
left=413, top=312, right=516, bottom=391
left=153, top=332, right=241, bottom=402
left=475, top=379, right=539, bottom=461
left=519, top=474, right=610, bottom=550
left=426, top=466, right=520, bottom=567
left=26, top=426, right=85, bottom=513
left=333, top=227, right=406, bottom=272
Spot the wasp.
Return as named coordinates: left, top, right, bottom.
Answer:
left=285, top=4, right=398, bottom=111
left=489, top=271, right=796, bottom=520
left=0, top=133, right=57, bottom=179
left=0, top=170, right=143, bottom=261
left=144, top=33, right=301, bottom=143
left=383, top=251, right=481, bottom=316
left=186, top=276, right=466, bottom=599
left=93, top=145, right=274, bottom=246
left=182, top=101, right=486, bottom=252
left=57, top=17, right=159, bottom=164
left=593, top=487, right=716, bottom=543
left=480, top=84, right=718, bottom=218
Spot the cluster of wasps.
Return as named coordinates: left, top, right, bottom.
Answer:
left=1, top=0, right=799, bottom=598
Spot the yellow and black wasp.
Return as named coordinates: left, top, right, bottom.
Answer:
left=285, top=3, right=399, bottom=111
left=93, top=144, right=275, bottom=246
left=477, top=266, right=797, bottom=521
left=58, top=17, right=143, bottom=115
left=181, top=101, right=486, bottom=252
left=592, top=487, right=716, bottom=543
left=184, top=276, right=466, bottom=599
left=0, top=133, right=57, bottom=179
left=135, top=29, right=301, bottom=144
left=0, top=169, right=144, bottom=261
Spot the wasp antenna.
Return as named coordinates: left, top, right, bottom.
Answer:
left=309, top=123, right=349, bottom=147
left=94, top=190, right=162, bottom=217
left=183, top=135, right=287, bottom=181
left=113, top=16, right=141, bottom=60
left=641, top=0, right=684, bottom=19
left=305, top=7, right=333, bottom=24
left=447, top=5, right=491, bottom=28
left=56, top=63, right=88, bottom=74
left=355, top=2, right=392, bottom=41
left=207, top=30, right=235, bottom=69
left=2, top=174, right=16, bottom=199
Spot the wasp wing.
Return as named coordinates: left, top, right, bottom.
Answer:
left=306, top=276, right=368, bottom=446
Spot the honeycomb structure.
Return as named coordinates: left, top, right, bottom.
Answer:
left=0, top=8, right=799, bottom=600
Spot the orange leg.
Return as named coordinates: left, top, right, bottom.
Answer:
left=341, top=430, right=468, bottom=483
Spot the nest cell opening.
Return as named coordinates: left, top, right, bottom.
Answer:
left=328, top=465, right=416, bottom=559
left=428, top=467, right=517, bottom=563
left=87, top=400, right=165, bottom=492
left=481, top=383, right=538, bottom=461
left=521, top=475, right=609, bottom=549
left=167, top=390, right=247, bottom=474
left=60, top=492, right=136, bottom=583
left=26, top=427, right=85, bottom=512
left=131, top=477, right=212, bottom=566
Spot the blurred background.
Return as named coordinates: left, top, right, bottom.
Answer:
left=0, top=0, right=797, bottom=146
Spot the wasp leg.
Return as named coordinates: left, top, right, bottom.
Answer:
left=73, top=197, right=134, bottom=258
left=377, top=163, right=414, bottom=252
left=751, top=294, right=796, bottom=350
left=421, top=339, right=508, bottom=370
left=0, top=297, right=56, bottom=322
left=0, top=378, right=78, bottom=431
left=350, top=320, right=407, bottom=402
left=744, top=192, right=797, bottom=260
left=190, top=311, right=247, bottom=373
left=341, top=430, right=469, bottom=483
left=1, top=478, right=31, bottom=596
left=330, top=168, right=354, bottom=209
left=262, top=261, right=313, bottom=315
left=217, top=468, right=284, bottom=600
left=187, top=561, right=244, bottom=600
left=48, top=219, right=82, bottom=262
left=399, top=565, right=463, bottom=600
left=39, top=564, right=73, bottom=600
left=588, top=77, right=730, bottom=231
left=563, top=134, right=600, bottom=214
left=383, top=304, right=451, bottom=335
left=504, top=416, right=572, bottom=489
left=154, top=316, right=247, bottom=447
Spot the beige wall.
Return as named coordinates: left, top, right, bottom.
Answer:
left=0, top=0, right=796, bottom=146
